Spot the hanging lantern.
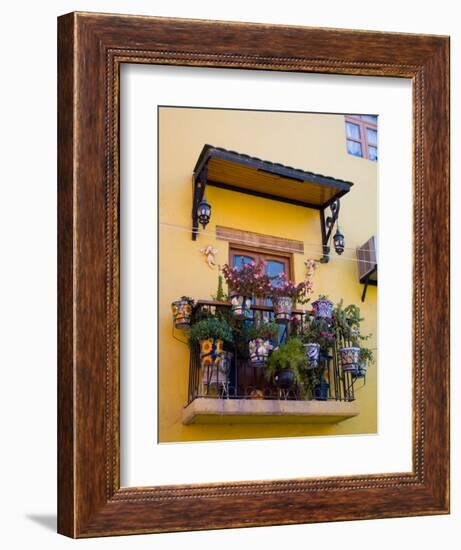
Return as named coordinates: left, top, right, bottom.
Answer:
left=333, top=226, right=345, bottom=255
left=197, top=198, right=211, bottom=229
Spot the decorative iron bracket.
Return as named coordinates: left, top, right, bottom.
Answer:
left=192, top=166, right=208, bottom=240
left=360, top=266, right=377, bottom=302
left=319, top=199, right=341, bottom=263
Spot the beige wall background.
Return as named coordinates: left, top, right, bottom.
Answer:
left=159, top=107, right=378, bottom=442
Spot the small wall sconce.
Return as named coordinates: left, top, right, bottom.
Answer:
left=333, top=226, right=345, bottom=255
left=197, top=198, right=211, bottom=229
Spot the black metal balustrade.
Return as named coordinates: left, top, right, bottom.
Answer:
left=186, top=300, right=363, bottom=405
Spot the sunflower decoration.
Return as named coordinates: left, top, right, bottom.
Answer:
left=200, top=338, right=213, bottom=355
left=171, top=296, right=194, bottom=329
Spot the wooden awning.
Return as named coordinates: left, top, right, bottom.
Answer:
left=193, top=144, right=353, bottom=210
left=356, top=235, right=378, bottom=301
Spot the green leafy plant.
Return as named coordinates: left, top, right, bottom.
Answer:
left=188, top=317, right=234, bottom=346
left=246, top=321, right=279, bottom=342
left=359, top=346, right=375, bottom=367
left=266, top=338, right=308, bottom=389
left=211, top=273, right=228, bottom=302
left=333, top=300, right=369, bottom=346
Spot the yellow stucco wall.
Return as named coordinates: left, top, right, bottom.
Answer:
left=158, top=107, right=377, bottom=443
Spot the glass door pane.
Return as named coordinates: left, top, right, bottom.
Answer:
left=264, top=259, right=286, bottom=306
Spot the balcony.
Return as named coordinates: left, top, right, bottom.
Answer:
left=182, top=300, right=363, bottom=425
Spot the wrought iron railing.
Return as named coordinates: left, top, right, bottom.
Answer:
left=186, top=300, right=362, bottom=405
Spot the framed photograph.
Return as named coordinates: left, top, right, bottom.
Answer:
left=58, top=12, right=449, bottom=537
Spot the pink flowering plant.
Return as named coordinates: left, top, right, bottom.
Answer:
left=222, top=261, right=271, bottom=299
left=302, top=313, right=335, bottom=351
left=269, top=272, right=313, bottom=305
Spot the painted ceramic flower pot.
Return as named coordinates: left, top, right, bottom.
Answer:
left=249, top=338, right=273, bottom=367
left=313, top=381, right=330, bottom=401
left=171, top=298, right=193, bottom=329
left=273, top=368, right=295, bottom=389
left=339, top=346, right=361, bottom=372
left=273, top=296, right=293, bottom=324
left=201, top=351, right=232, bottom=393
left=230, top=294, right=252, bottom=319
left=304, top=342, right=320, bottom=369
left=312, top=298, right=334, bottom=319
left=199, top=338, right=224, bottom=369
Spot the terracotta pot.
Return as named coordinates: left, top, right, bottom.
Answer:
left=230, top=294, right=252, bottom=319
left=304, top=342, right=320, bottom=368
left=248, top=338, right=273, bottom=367
left=171, top=299, right=193, bottom=329
left=312, top=298, right=334, bottom=319
left=272, top=296, right=293, bottom=324
left=339, top=346, right=360, bottom=372
left=199, top=338, right=224, bottom=369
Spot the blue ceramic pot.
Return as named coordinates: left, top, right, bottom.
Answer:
left=304, top=342, right=320, bottom=369
left=230, top=294, right=252, bottom=319
left=312, top=298, right=334, bottom=319
left=339, top=346, right=360, bottom=373
left=313, top=381, right=330, bottom=401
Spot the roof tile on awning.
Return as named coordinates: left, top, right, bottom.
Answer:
left=193, top=144, right=353, bottom=210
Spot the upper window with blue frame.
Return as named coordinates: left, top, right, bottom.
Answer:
left=345, top=115, right=378, bottom=161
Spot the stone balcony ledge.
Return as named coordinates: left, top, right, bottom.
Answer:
left=182, top=398, right=359, bottom=425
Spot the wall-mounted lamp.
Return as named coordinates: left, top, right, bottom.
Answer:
left=320, top=199, right=346, bottom=263
left=197, top=197, right=211, bottom=229
left=333, top=226, right=345, bottom=255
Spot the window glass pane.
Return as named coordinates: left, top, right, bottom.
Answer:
left=264, top=259, right=286, bottom=306
left=232, top=254, right=256, bottom=311
left=361, top=115, right=378, bottom=124
left=345, top=122, right=360, bottom=140
left=368, top=146, right=378, bottom=161
left=265, top=260, right=285, bottom=280
left=233, top=255, right=254, bottom=269
left=347, top=139, right=362, bottom=157
left=366, top=128, right=377, bottom=146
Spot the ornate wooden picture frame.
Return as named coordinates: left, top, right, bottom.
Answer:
left=58, top=12, right=450, bottom=537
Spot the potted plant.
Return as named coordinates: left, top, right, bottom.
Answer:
left=201, top=350, right=233, bottom=397
left=222, top=261, right=271, bottom=319
left=247, top=321, right=279, bottom=367
left=269, top=273, right=313, bottom=324
left=313, top=379, right=330, bottom=401
left=339, top=346, right=361, bottom=372
left=302, top=314, right=335, bottom=358
left=304, top=342, right=320, bottom=368
left=211, top=272, right=228, bottom=302
left=311, top=294, right=334, bottom=319
left=333, top=300, right=370, bottom=374
left=171, top=295, right=195, bottom=329
left=357, top=346, right=375, bottom=378
left=301, top=314, right=335, bottom=399
left=266, top=338, right=308, bottom=391
left=188, top=317, right=234, bottom=370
